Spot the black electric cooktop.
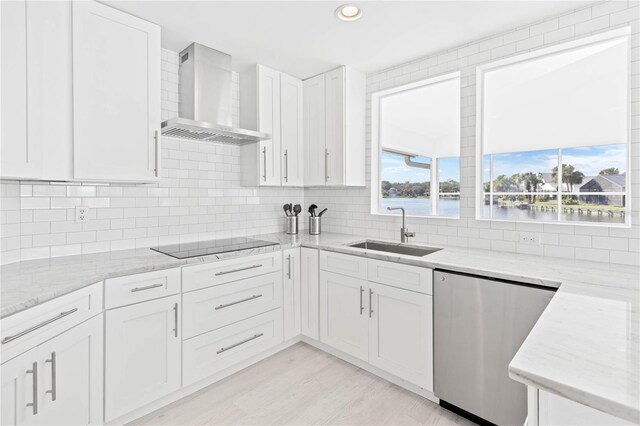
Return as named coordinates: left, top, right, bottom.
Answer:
left=151, top=237, right=277, bottom=259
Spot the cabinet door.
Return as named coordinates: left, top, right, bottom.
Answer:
left=324, top=67, right=345, bottom=186
left=369, top=283, right=433, bottom=390
left=1, top=347, right=38, bottom=426
left=37, top=315, right=103, bottom=425
left=280, top=74, right=304, bottom=186
left=283, top=248, right=301, bottom=340
left=72, top=1, right=160, bottom=182
left=303, top=74, right=326, bottom=186
left=301, top=247, right=319, bottom=340
left=319, top=271, right=368, bottom=361
left=257, top=66, right=281, bottom=186
left=104, top=295, right=181, bottom=422
left=1, top=0, right=41, bottom=179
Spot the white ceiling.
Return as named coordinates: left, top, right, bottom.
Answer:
left=104, top=1, right=593, bottom=79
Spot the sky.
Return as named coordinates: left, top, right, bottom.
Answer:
left=381, top=144, right=627, bottom=184
left=380, top=151, right=459, bottom=182
left=483, top=144, right=627, bottom=182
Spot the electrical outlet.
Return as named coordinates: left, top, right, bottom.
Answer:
left=519, top=232, right=541, bottom=245
left=75, top=206, right=89, bottom=223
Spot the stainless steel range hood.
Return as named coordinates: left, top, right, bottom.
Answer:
left=161, top=43, right=269, bottom=145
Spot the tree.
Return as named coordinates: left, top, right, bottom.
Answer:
left=552, top=164, right=585, bottom=193
left=599, top=167, right=619, bottom=175
left=521, top=172, right=543, bottom=203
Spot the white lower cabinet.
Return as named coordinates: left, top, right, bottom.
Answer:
left=182, top=309, right=283, bottom=387
left=319, top=252, right=434, bottom=390
left=1, top=346, right=38, bottom=426
left=319, top=271, right=369, bottom=361
left=1, top=314, right=103, bottom=426
left=368, top=283, right=433, bottom=390
left=282, top=248, right=301, bottom=340
left=531, top=388, right=634, bottom=426
left=300, top=247, right=319, bottom=339
left=104, top=295, right=181, bottom=422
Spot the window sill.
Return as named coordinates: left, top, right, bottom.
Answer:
left=474, top=216, right=631, bottom=228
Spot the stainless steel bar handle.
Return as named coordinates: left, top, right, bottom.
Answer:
left=130, top=283, right=164, bottom=293
left=154, top=130, right=160, bottom=175
left=284, top=150, right=288, bottom=182
left=217, top=333, right=264, bottom=354
left=287, top=254, right=292, bottom=279
left=214, top=264, right=262, bottom=276
left=325, top=149, right=329, bottom=181
left=369, top=288, right=374, bottom=318
left=45, top=352, right=57, bottom=401
left=215, top=294, right=262, bottom=310
left=360, top=286, right=364, bottom=315
left=262, top=147, right=267, bottom=181
left=26, top=362, right=38, bottom=415
left=2, top=308, right=78, bottom=344
left=173, top=303, right=178, bottom=338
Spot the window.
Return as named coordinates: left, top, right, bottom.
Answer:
left=372, top=73, right=461, bottom=218
left=477, top=28, right=630, bottom=226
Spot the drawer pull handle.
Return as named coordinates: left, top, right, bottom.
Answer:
left=1, top=308, right=78, bottom=344
left=214, top=264, right=262, bottom=276
left=45, top=352, right=57, bottom=401
left=215, top=294, right=263, bottom=310
left=217, top=333, right=264, bottom=354
left=26, top=362, right=38, bottom=415
left=130, top=283, right=164, bottom=292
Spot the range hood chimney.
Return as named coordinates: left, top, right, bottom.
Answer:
left=161, top=43, right=269, bottom=145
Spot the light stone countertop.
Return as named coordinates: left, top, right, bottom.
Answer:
left=1, top=232, right=638, bottom=423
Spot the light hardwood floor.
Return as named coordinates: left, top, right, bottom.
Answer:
left=130, top=342, right=475, bottom=426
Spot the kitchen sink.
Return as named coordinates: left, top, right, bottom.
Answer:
left=347, top=240, right=441, bottom=257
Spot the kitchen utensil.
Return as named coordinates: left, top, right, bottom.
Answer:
left=293, top=204, right=301, bottom=216
left=285, top=216, right=298, bottom=234
left=318, top=208, right=328, bottom=217
left=309, top=216, right=321, bottom=235
left=309, top=204, right=318, bottom=216
left=283, top=204, right=291, bottom=217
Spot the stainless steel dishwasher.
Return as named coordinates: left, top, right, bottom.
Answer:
left=433, top=270, right=555, bottom=426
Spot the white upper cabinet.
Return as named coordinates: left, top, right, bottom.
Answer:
left=280, top=74, right=304, bottom=186
left=1, top=0, right=41, bottom=179
left=72, top=1, right=161, bottom=182
left=303, top=74, right=326, bottom=186
left=303, top=66, right=366, bottom=187
left=241, top=65, right=303, bottom=187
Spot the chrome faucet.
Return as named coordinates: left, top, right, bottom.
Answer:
left=387, top=206, right=415, bottom=243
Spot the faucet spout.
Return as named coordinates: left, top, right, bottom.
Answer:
left=387, top=206, right=414, bottom=243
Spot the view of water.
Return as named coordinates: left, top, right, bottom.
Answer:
left=380, top=197, right=625, bottom=224
left=381, top=197, right=459, bottom=217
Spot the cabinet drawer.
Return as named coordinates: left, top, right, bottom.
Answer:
left=183, top=272, right=282, bottom=339
left=104, top=267, right=181, bottom=309
left=183, top=309, right=283, bottom=386
left=319, top=250, right=367, bottom=279
left=367, top=259, right=433, bottom=295
left=1, top=282, right=103, bottom=364
left=182, top=251, right=281, bottom=292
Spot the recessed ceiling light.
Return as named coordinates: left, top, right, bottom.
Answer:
left=335, top=4, right=363, bottom=22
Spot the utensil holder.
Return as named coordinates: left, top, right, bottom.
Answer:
left=285, top=216, right=298, bottom=235
left=309, top=217, right=321, bottom=235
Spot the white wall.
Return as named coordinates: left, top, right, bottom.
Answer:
left=0, top=50, right=304, bottom=264
left=305, top=0, right=640, bottom=266
left=1, top=1, right=638, bottom=266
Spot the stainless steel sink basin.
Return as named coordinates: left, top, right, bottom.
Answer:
left=347, top=240, right=441, bottom=257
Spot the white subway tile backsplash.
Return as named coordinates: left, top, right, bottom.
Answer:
left=1, top=4, right=638, bottom=267
left=306, top=1, right=639, bottom=267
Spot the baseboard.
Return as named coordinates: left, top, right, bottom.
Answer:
left=107, top=336, right=302, bottom=425
left=301, top=336, right=439, bottom=404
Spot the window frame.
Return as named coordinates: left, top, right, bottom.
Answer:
left=371, top=72, right=461, bottom=219
left=475, top=27, right=632, bottom=227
